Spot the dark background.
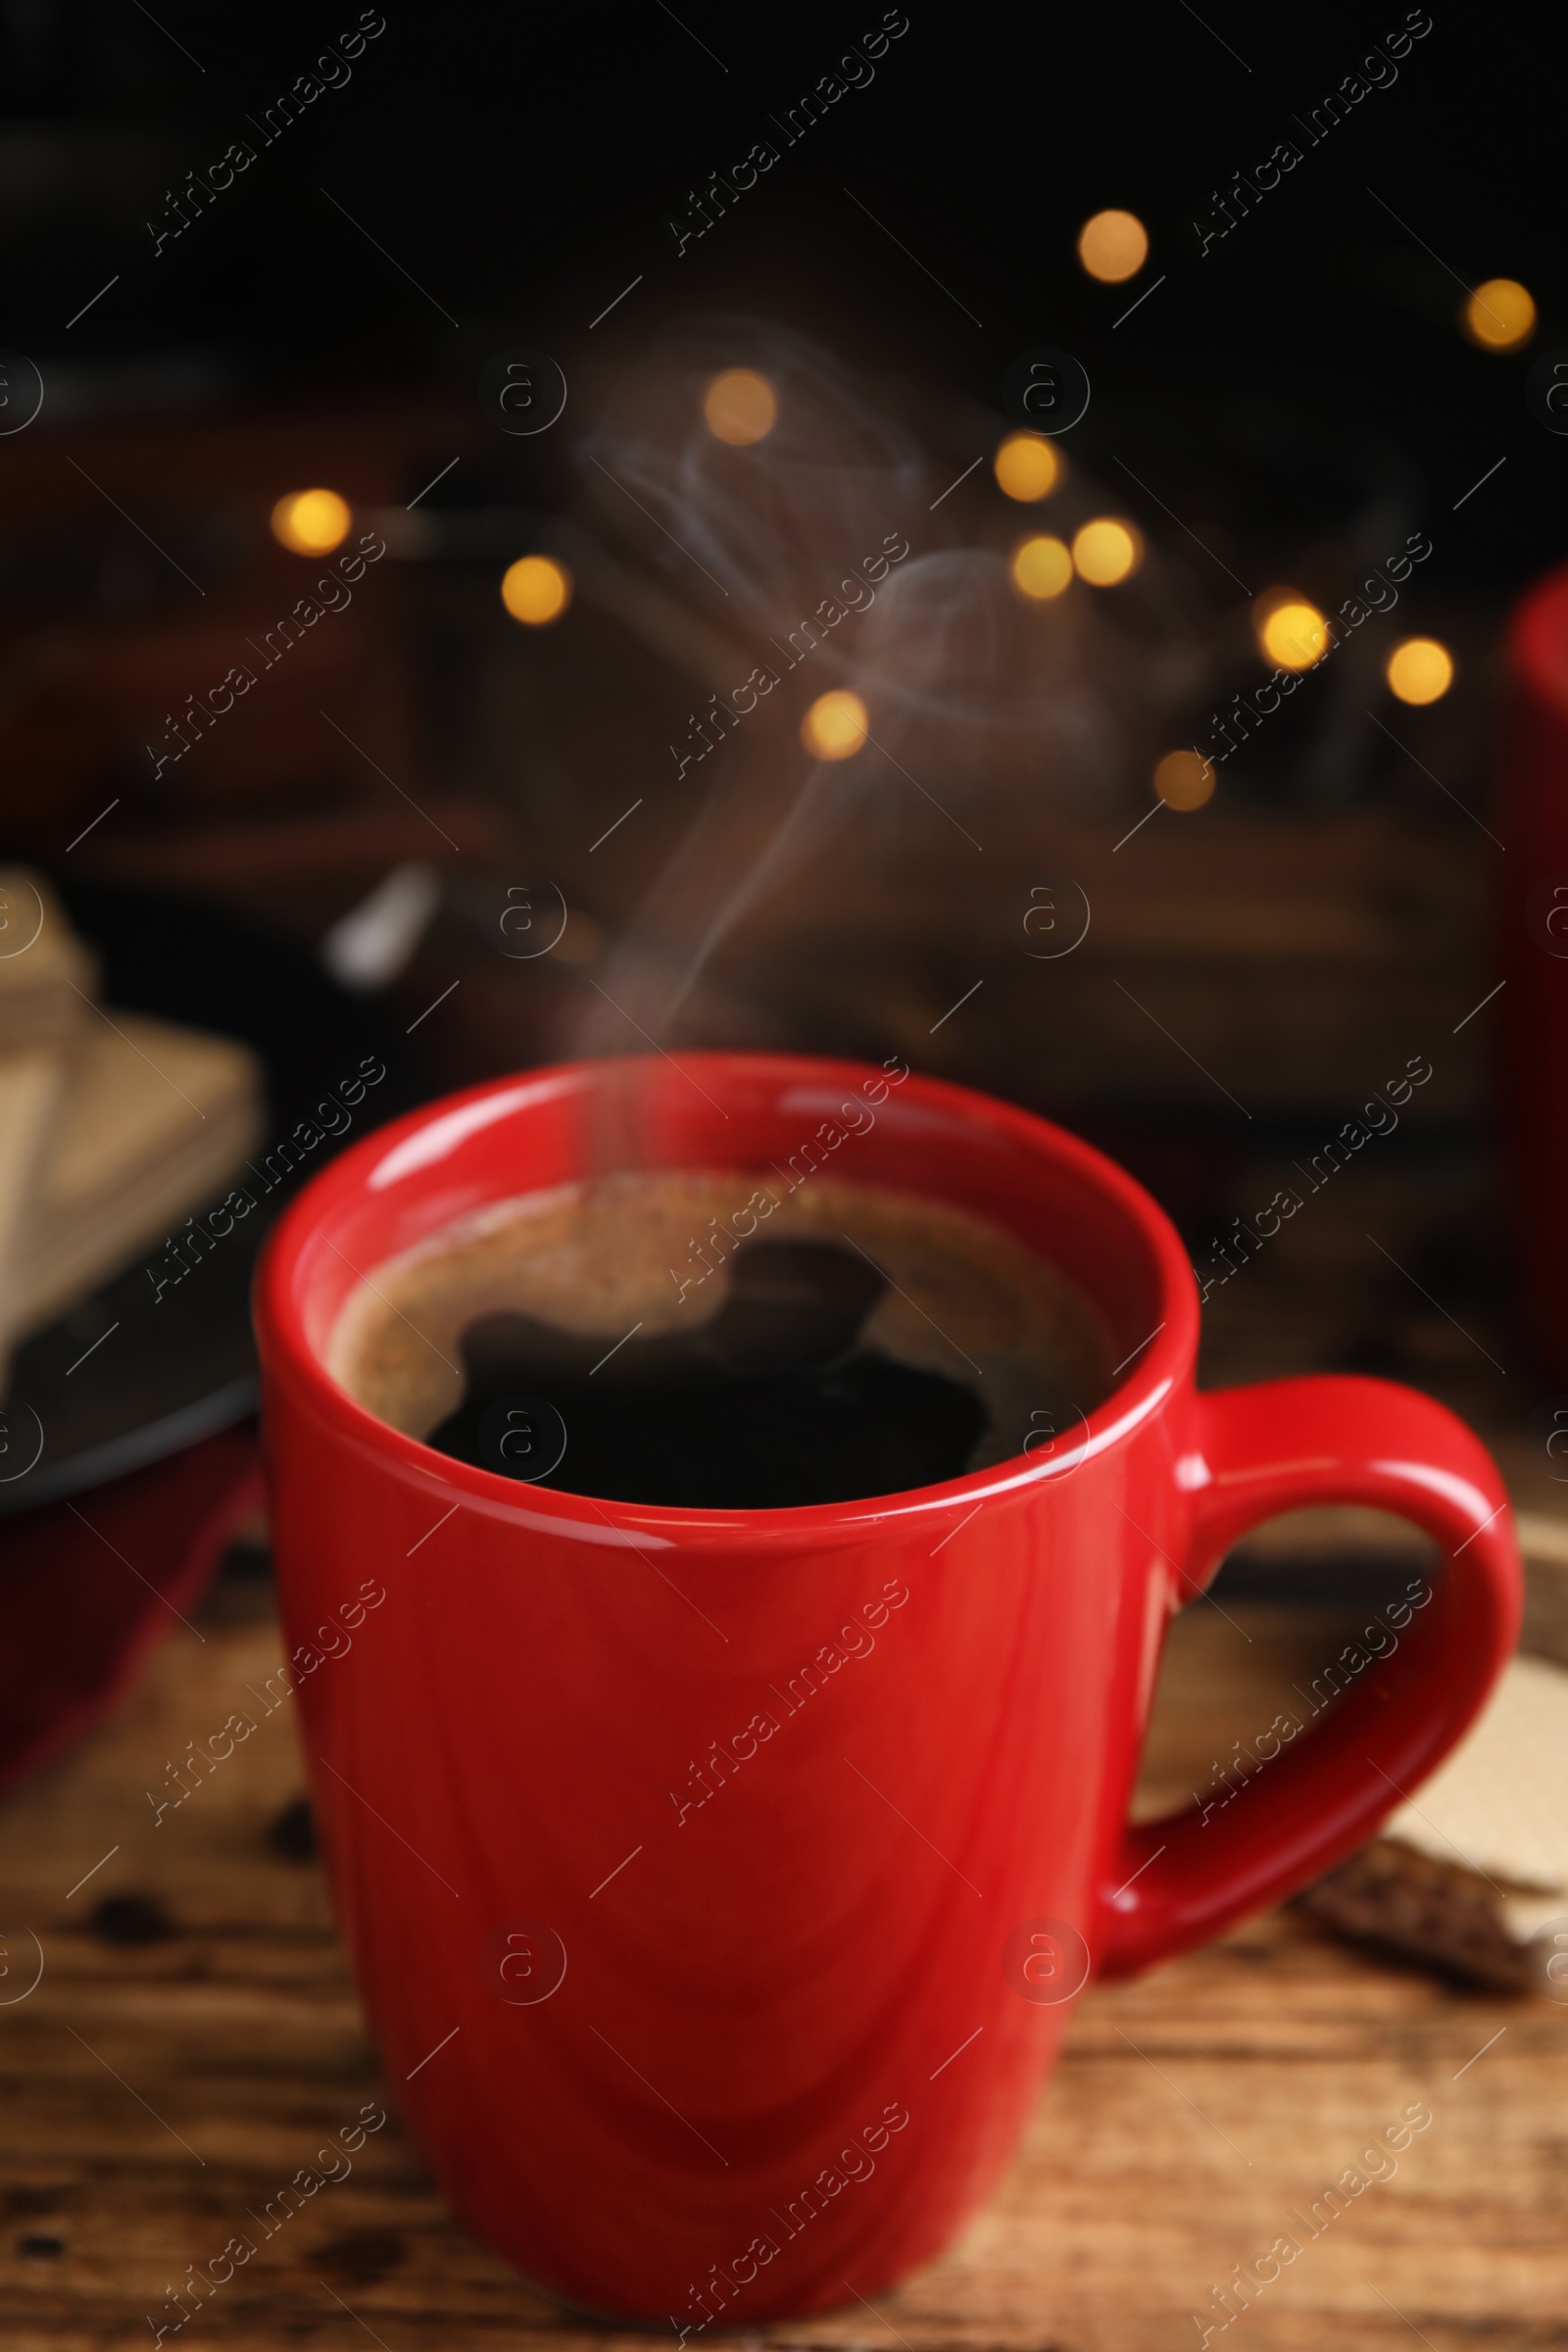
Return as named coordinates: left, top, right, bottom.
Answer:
left=3, top=3, right=1554, bottom=588
left=2, top=0, right=1558, bottom=1449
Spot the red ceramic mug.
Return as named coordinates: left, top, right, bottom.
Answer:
left=254, top=1053, right=1521, bottom=2328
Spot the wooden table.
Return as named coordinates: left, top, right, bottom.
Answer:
left=4, top=1548, right=1563, bottom=2352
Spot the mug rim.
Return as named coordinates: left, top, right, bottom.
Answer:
left=254, top=1052, right=1200, bottom=1542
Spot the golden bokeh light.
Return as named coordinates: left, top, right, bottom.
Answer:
left=1011, top=534, right=1073, bottom=600
left=1077, top=210, right=1149, bottom=283
left=995, top=433, right=1061, bottom=502
left=1463, top=278, right=1536, bottom=352
left=1387, top=637, right=1454, bottom=705
left=1257, top=595, right=1331, bottom=670
left=801, top=689, right=868, bottom=760
left=501, top=555, right=572, bottom=625
left=703, top=368, right=778, bottom=445
left=270, top=488, right=352, bottom=556
left=1071, top=517, right=1142, bottom=586
left=1153, top=750, right=1216, bottom=811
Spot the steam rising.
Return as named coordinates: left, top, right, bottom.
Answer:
left=569, top=321, right=1207, bottom=1062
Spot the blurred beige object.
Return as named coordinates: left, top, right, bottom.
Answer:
left=10, top=1012, right=265, bottom=1340
left=0, top=867, right=98, bottom=1051
left=1517, top=1511, right=1568, bottom=1560
left=1383, top=1653, right=1568, bottom=1927
left=0, top=1048, right=68, bottom=1392
left=1300, top=1654, right=1568, bottom=1991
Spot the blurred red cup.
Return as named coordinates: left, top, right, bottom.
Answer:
left=1500, top=564, right=1568, bottom=1379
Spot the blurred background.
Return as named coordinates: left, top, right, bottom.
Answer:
left=4, top=2, right=1561, bottom=1471
left=5, top=7, right=1568, bottom=2337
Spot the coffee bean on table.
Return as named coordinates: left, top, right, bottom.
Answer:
left=88, top=1892, right=172, bottom=1945
left=270, top=1796, right=317, bottom=1862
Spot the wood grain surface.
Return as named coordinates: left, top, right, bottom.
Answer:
left=3, top=1562, right=1563, bottom=2352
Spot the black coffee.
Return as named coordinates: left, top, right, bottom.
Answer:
left=330, top=1168, right=1115, bottom=1510
left=425, top=1240, right=987, bottom=1507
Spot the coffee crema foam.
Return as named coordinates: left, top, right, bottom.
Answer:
left=329, top=1170, right=1116, bottom=1481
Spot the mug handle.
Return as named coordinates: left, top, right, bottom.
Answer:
left=1097, top=1375, right=1523, bottom=1979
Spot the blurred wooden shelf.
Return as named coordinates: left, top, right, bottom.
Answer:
left=576, top=807, right=1490, bottom=1125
